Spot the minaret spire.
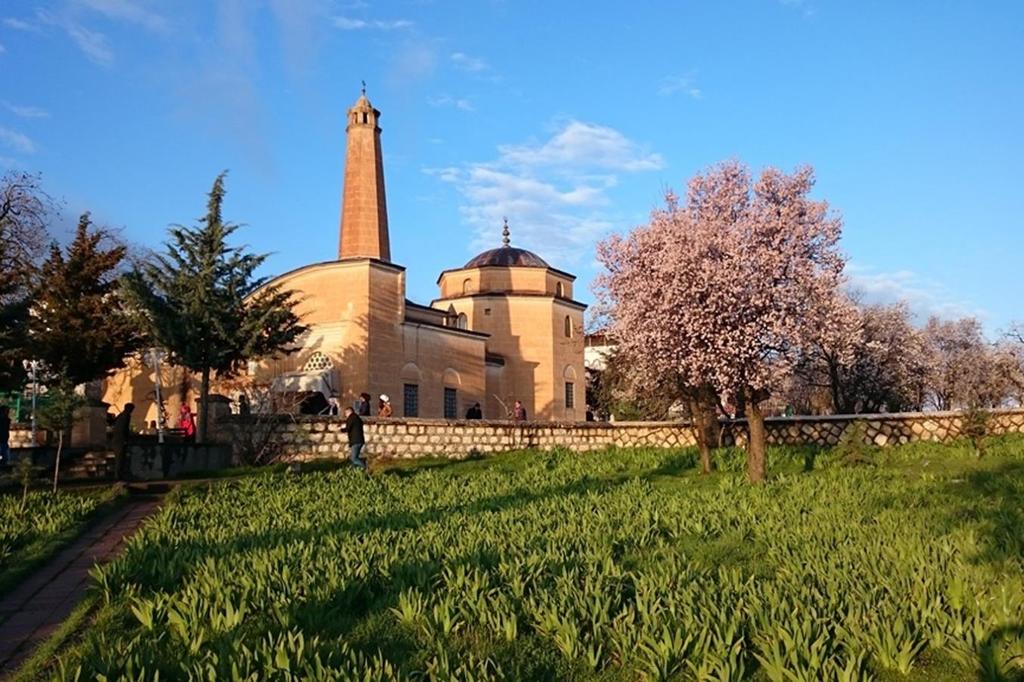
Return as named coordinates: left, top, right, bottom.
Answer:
left=338, top=87, right=391, bottom=261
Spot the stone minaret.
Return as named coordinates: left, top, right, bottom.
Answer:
left=338, top=88, right=391, bottom=261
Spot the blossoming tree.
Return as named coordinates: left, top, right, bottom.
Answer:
left=596, top=161, right=846, bottom=482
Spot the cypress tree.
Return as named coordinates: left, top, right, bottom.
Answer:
left=29, top=213, right=141, bottom=386
left=123, top=173, right=306, bottom=442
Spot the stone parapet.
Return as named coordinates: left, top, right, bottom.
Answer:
left=214, top=408, right=1024, bottom=462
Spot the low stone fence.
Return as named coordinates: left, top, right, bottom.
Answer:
left=213, top=408, right=1024, bottom=461
left=8, top=426, right=41, bottom=449
left=127, top=442, right=234, bottom=481
left=724, top=409, right=1024, bottom=448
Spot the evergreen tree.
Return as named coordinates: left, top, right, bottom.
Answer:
left=0, top=265, right=31, bottom=390
left=123, top=173, right=306, bottom=442
left=29, top=213, right=141, bottom=386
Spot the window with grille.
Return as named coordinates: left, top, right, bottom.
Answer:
left=565, top=382, right=575, bottom=409
left=444, top=387, right=457, bottom=419
left=302, top=352, right=333, bottom=372
left=403, top=384, right=419, bottom=417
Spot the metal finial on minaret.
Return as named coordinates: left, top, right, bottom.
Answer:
left=501, top=217, right=510, bottom=247
left=361, top=80, right=366, bottom=95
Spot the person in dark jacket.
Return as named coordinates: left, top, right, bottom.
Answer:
left=110, top=403, right=134, bottom=479
left=356, top=392, right=372, bottom=416
left=341, top=406, right=367, bottom=471
left=465, top=402, right=483, bottom=419
left=0, top=405, right=11, bottom=464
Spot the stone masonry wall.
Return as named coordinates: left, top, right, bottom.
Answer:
left=8, top=426, right=39, bottom=449
left=216, top=408, right=1024, bottom=462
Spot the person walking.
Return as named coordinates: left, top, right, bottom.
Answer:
left=0, top=405, right=11, bottom=465
left=512, top=400, right=527, bottom=421
left=341, top=406, right=368, bottom=471
left=378, top=394, right=393, bottom=418
left=356, top=392, right=372, bottom=416
left=465, top=402, right=483, bottom=419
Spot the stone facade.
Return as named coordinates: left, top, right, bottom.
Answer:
left=215, top=408, right=1024, bottom=462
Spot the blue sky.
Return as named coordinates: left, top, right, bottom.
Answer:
left=1, top=1, right=1022, bottom=335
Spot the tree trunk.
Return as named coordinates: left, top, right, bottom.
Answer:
left=690, top=398, right=713, bottom=474
left=827, top=360, right=843, bottom=414
left=691, top=385, right=722, bottom=474
left=52, top=431, right=63, bottom=494
left=197, top=366, right=211, bottom=444
left=745, top=398, right=767, bottom=484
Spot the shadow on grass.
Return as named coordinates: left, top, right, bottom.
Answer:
left=938, top=460, right=1024, bottom=566
left=977, top=623, right=1024, bottom=682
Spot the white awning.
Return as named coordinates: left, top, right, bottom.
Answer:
left=271, top=370, right=334, bottom=397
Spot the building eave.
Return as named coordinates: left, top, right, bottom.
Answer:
left=435, top=263, right=577, bottom=285
left=431, top=291, right=587, bottom=311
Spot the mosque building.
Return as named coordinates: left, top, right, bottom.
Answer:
left=102, top=90, right=586, bottom=422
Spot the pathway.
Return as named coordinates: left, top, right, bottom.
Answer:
left=0, top=495, right=161, bottom=677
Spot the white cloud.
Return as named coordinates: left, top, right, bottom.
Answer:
left=845, top=263, right=983, bottom=321
left=33, top=8, right=114, bottom=65
left=426, top=121, right=663, bottom=265
left=497, top=121, right=664, bottom=172
left=658, top=74, right=702, bottom=98
left=3, top=102, right=50, bottom=119
left=450, top=51, right=488, bottom=73
left=75, top=0, right=168, bottom=32
left=0, top=126, right=36, bottom=154
left=428, top=94, right=475, bottom=112
left=2, top=17, right=38, bottom=32
left=333, top=16, right=412, bottom=30
left=64, top=21, right=113, bottom=65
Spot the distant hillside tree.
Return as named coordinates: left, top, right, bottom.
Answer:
left=597, top=161, right=846, bottom=483
left=28, top=213, right=141, bottom=386
left=796, top=301, right=930, bottom=413
left=923, top=316, right=1009, bottom=410
left=123, top=173, right=306, bottom=443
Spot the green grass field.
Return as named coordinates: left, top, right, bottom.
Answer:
left=0, top=484, right=123, bottom=599
left=48, top=438, right=1024, bottom=680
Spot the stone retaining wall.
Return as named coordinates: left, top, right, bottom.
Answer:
left=8, top=426, right=40, bottom=449
left=215, top=408, right=1024, bottom=461
left=127, top=442, right=234, bottom=481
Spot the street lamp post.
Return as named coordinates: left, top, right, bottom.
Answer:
left=22, top=360, right=40, bottom=445
left=146, top=348, right=166, bottom=444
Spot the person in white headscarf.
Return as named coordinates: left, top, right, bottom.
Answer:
left=377, top=394, right=393, bottom=418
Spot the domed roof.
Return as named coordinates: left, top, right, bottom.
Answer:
left=464, top=218, right=549, bottom=269
left=465, top=246, right=549, bottom=269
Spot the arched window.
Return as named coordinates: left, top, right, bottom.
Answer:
left=564, top=315, right=573, bottom=338
left=556, top=281, right=565, bottom=298
left=462, top=278, right=473, bottom=295
left=457, top=313, right=468, bottom=330
left=302, top=352, right=333, bottom=372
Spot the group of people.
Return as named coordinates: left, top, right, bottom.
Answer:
left=110, top=402, right=197, bottom=441
left=337, top=396, right=529, bottom=474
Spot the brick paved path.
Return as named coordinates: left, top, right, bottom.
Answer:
left=0, top=497, right=160, bottom=676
